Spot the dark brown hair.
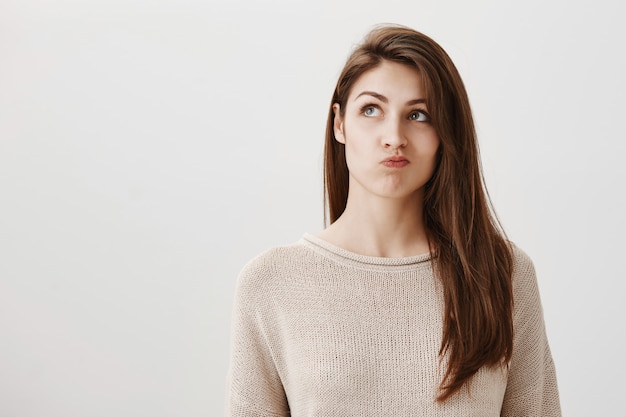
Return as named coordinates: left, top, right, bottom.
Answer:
left=323, top=25, right=514, bottom=401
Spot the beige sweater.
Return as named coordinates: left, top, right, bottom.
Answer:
left=225, top=234, right=561, bottom=416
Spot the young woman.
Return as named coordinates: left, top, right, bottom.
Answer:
left=225, top=25, right=561, bottom=416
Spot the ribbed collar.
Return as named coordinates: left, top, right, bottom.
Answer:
left=301, top=233, right=433, bottom=269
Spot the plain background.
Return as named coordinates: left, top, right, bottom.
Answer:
left=1, top=0, right=624, bottom=415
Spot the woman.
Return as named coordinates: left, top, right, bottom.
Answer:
left=225, top=25, right=561, bottom=416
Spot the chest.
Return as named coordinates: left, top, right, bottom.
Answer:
left=265, top=272, right=508, bottom=415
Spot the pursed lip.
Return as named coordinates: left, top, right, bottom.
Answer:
left=381, top=155, right=409, bottom=167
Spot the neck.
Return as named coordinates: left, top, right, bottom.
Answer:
left=319, top=188, right=430, bottom=258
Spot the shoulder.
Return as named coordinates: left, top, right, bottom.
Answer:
left=232, top=239, right=323, bottom=316
left=509, top=243, right=536, bottom=278
left=239, top=240, right=310, bottom=278
left=507, top=242, right=543, bottom=315
left=235, top=240, right=314, bottom=294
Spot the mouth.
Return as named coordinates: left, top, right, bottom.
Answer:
left=381, top=156, right=409, bottom=168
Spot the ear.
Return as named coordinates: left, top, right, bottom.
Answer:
left=332, top=103, right=345, bottom=144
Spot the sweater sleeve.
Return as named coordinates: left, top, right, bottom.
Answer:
left=224, top=259, right=290, bottom=417
left=501, top=248, right=561, bottom=416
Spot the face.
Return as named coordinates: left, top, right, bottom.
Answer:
left=333, top=60, right=440, bottom=201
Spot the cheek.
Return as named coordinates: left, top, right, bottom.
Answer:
left=417, top=132, right=440, bottom=159
left=428, top=138, right=441, bottom=158
left=342, top=124, right=372, bottom=156
left=343, top=142, right=362, bottom=171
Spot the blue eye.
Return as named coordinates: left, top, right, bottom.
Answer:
left=362, top=105, right=381, bottom=117
left=409, top=110, right=430, bottom=122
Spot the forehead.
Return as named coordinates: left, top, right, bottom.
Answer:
left=348, top=61, right=425, bottom=102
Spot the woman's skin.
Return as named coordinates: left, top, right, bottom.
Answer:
left=318, top=61, right=440, bottom=258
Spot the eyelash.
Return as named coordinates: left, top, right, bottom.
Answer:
left=358, top=105, right=377, bottom=117
left=409, top=110, right=431, bottom=122
left=359, top=104, right=431, bottom=122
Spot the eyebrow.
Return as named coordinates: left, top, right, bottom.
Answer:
left=354, top=91, right=426, bottom=105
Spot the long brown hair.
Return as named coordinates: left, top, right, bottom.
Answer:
left=323, top=25, right=514, bottom=401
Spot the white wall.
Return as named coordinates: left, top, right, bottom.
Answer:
left=1, top=0, right=624, bottom=415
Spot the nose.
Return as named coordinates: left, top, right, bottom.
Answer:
left=382, top=116, right=407, bottom=149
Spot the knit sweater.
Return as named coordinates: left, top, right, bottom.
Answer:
left=225, top=234, right=561, bottom=416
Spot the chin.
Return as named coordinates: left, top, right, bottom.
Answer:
left=377, top=180, right=427, bottom=198
left=374, top=186, right=425, bottom=200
